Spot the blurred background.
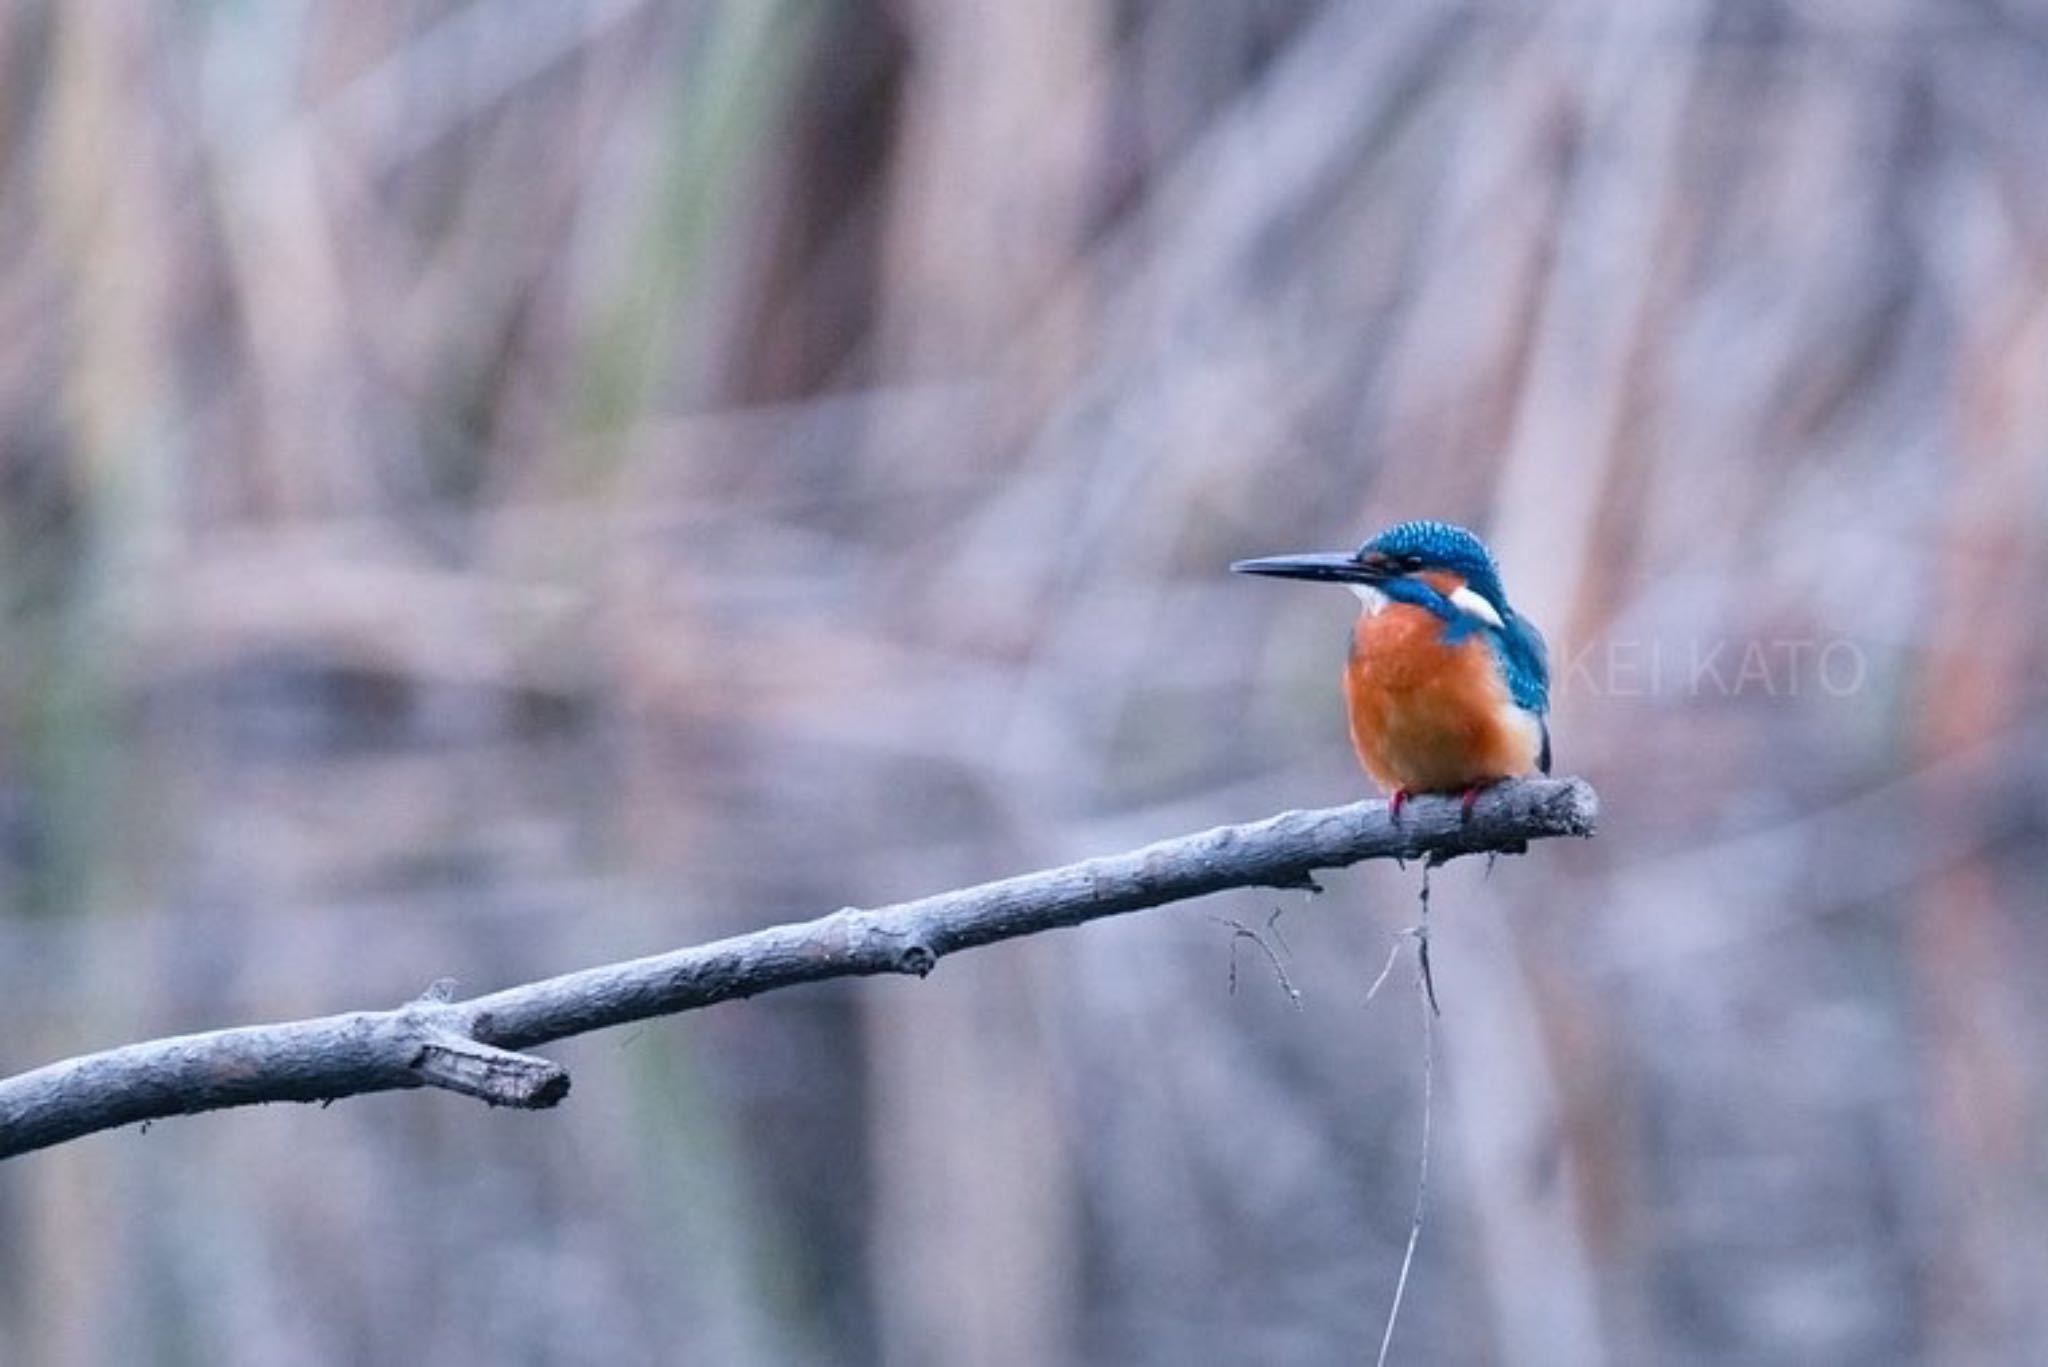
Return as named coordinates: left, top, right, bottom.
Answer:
left=1, top=0, right=2045, bottom=1363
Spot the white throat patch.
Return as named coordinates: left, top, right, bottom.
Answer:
left=1349, top=584, right=1390, bottom=614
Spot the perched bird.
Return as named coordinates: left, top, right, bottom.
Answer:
left=1233, top=520, right=1551, bottom=817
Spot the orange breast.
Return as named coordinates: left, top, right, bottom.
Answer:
left=1343, top=604, right=1543, bottom=794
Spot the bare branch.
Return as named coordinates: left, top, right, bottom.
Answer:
left=0, top=777, right=1597, bottom=1160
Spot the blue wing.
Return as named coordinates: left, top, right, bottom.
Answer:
left=1495, top=613, right=1551, bottom=773
left=1493, top=612, right=1550, bottom=714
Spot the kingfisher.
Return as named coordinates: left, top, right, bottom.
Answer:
left=1233, top=520, right=1551, bottom=818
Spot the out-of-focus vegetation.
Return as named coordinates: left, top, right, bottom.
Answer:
left=2, top=1, right=2045, bottom=1363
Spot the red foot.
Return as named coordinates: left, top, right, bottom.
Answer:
left=1390, top=789, right=1412, bottom=821
left=1458, top=779, right=1502, bottom=823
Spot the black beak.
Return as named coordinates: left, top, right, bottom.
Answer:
left=1230, top=551, right=1387, bottom=585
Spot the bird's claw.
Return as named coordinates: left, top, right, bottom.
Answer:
left=1457, top=779, right=1502, bottom=824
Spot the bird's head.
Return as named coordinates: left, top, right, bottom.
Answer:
left=1231, top=519, right=1511, bottom=626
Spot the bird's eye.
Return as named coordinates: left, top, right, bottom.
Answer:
left=1397, top=554, right=1425, bottom=572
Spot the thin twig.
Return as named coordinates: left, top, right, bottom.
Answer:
left=1375, top=956, right=1437, bottom=1367
left=1367, top=857, right=1455, bottom=1362
left=1216, top=915, right=1303, bottom=1007
left=1364, top=938, right=1404, bottom=1004
left=1417, top=860, right=1442, bottom=1016
left=1264, top=905, right=1294, bottom=960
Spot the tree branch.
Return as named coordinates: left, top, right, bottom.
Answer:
left=0, top=777, right=1597, bottom=1160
